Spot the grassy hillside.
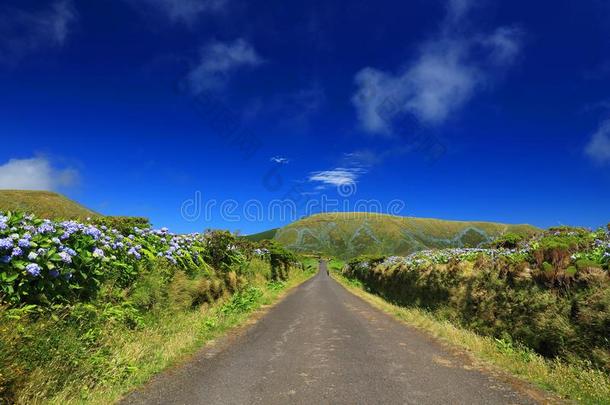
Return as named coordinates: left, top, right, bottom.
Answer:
left=0, top=190, right=99, bottom=220
left=244, top=228, right=278, bottom=242
left=274, top=212, right=539, bottom=258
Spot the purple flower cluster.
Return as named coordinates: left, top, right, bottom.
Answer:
left=0, top=212, right=238, bottom=284
left=26, top=263, right=41, bottom=277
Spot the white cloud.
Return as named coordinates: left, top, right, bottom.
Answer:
left=187, top=39, right=263, bottom=94
left=308, top=167, right=365, bottom=187
left=270, top=156, right=290, bottom=164
left=0, top=157, right=78, bottom=191
left=343, top=150, right=382, bottom=167
left=482, top=27, right=523, bottom=65
left=0, top=1, right=77, bottom=65
left=352, top=0, right=522, bottom=134
left=585, top=120, right=610, bottom=164
left=127, top=0, right=227, bottom=25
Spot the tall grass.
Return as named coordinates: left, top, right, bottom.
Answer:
left=1, top=262, right=314, bottom=404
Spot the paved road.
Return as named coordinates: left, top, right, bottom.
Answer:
left=122, top=262, right=543, bottom=405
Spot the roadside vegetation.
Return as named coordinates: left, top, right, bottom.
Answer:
left=0, top=211, right=312, bottom=404
left=338, top=224, right=610, bottom=404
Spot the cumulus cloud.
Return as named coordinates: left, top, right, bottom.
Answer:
left=127, top=0, right=227, bottom=25
left=585, top=120, right=610, bottom=164
left=308, top=167, right=365, bottom=187
left=0, top=0, right=77, bottom=65
left=352, top=0, right=522, bottom=134
left=0, top=157, right=78, bottom=191
left=187, top=38, right=263, bottom=94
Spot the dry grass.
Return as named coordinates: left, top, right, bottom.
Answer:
left=0, top=190, right=98, bottom=219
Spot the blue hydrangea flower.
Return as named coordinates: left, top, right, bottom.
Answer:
left=26, top=263, right=41, bottom=277
left=92, top=248, right=105, bottom=258
left=58, top=251, right=72, bottom=263
left=84, top=226, right=102, bottom=240
left=11, top=247, right=23, bottom=257
left=18, top=239, right=31, bottom=248
left=0, top=255, right=10, bottom=264
left=37, top=222, right=55, bottom=234
left=127, top=248, right=141, bottom=259
left=0, top=238, right=13, bottom=250
left=49, top=269, right=60, bottom=278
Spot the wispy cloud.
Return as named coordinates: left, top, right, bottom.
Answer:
left=187, top=38, right=263, bottom=94
left=342, top=150, right=382, bottom=167
left=308, top=167, right=365, bottom=187
left=0, top=157, right=79, bottom=191
left=270, top=156, right=290, bottom=164
left=352, top=0, right=522, bottom=134
left=126, top=0, right=227, bottom=25
left=242, top=83, right=326, bottom=132
left=585, top=120, right=610, bottom=164
left=0, top=1, right=77, bottom=66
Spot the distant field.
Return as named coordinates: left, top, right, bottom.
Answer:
left=273, top=212, right=540, bottom=258
left=0, top=190, right=99, bottom=220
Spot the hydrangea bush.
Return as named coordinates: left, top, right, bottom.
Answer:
left=0, top=211, right=249, bottom=306
left=344, top=225, right=610, bottom=369
left=353, top=225, right=610, bottom=274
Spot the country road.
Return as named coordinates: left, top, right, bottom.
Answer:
left=122, top=262, right=544, bottom=405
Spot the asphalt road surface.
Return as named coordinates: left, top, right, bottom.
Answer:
left=122, top=262, right=544, bottom=405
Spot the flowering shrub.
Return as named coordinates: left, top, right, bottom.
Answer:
left=0, top=211, right=256, bottom=306
left=343, top=225, right=610, bottom=370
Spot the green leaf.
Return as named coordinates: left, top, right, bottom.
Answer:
left=13, top=260, right=26, bottom=270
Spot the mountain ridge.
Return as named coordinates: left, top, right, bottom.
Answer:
left=251, top=212, right=539, bottom=258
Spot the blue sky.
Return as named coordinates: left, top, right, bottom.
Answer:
left=1, top=0, right=610, bottom=234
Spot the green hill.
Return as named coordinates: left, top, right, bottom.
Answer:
left=0, top=190, right=99, bottom=220
left=244, top=228, right=279, bottom=242
left=273, top=212, right=540, bottom=258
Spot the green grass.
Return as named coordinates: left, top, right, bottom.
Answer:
left=243, top=228, right=279, bottom=242
left=3, top=266, right=315, bottom=404
left=332, top=270, right=610, bottom=404
left=273, top=212, right=540, bottom=258
left=0, top=190, right=99, bottom=220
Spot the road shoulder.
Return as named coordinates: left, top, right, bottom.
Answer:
left=117, top=270, right=317, bottom=404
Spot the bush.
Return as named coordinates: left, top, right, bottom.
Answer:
left=490, top=233, right=523, bottom=249
left=342, top=225, right=610, bottom=371
left=90, top=216, right=151, bottom=234
left=0, top=211, right=308, bottom=403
